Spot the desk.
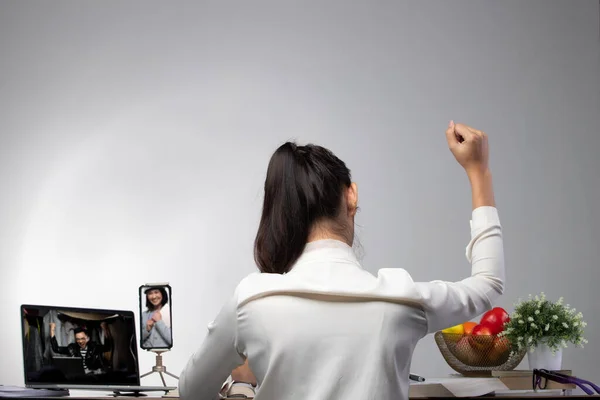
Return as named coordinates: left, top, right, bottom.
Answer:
left=7, top=394, right=597, bottom=399
left=3, top=374, right=596, bottom=400
left=4, top=392, right=599, bottom=399
left=5, top=388, right=599, bottom=400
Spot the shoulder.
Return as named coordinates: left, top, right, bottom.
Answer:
left=372, top=268, right=424, bottom=302
left=233, top=271, right=284, bottom=304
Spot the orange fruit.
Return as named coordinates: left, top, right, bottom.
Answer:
left=463, top=321, right=477, bottom=334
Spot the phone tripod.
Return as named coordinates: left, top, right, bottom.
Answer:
left=140, top=350, right=179, bottom=387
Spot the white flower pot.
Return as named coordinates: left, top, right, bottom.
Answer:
left=527, top=342, right=563, bottom=370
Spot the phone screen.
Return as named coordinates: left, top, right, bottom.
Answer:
left=139, top=283, right=173, bottom=350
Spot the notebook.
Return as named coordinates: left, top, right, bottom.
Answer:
left=20, top=304, right=176, bottom=395
left=51, top=356, right=86, bottom=380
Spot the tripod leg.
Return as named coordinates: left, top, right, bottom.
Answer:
left=159, top=372, right=167, bottom=387
left=164, top=370, right=180, bottom=380
left=140, top=370, right=154, bottom=379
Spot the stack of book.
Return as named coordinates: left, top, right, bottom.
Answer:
left=408, top=370, right=575, bottom=398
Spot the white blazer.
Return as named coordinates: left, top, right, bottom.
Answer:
left=179, top=206, right=505, bottom=400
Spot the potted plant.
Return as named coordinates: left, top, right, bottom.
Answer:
left=500, top=292, right=588, bottom=370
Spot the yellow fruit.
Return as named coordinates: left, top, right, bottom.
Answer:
left=442, top=323, right=465, bottom=334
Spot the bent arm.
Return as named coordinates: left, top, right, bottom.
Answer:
left=416, top=205, right=505, bottom=334
left=152, top=320, right=172, bottom=345
left=50, top=336, right=71, bottom=355
left=416, top=171, right=504, bottom=334
left=179, top=295, right=245, bottom=400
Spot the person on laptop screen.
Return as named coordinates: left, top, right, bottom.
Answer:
left=49, top=322, right=112, bottom=376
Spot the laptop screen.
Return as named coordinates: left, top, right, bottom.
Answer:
left=21, top=304, right=140, bottom=388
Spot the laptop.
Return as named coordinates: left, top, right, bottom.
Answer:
left=52, top=356, right=86, bottom=380
left=21, top=304, right=177, bottom=395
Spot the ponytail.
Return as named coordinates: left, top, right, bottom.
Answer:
left=254, top=142, right=352, bottom=274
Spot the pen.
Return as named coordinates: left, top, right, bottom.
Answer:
left=409, top=373, right=425, bottom=382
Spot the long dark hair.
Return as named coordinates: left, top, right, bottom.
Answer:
left=254, top=142, right=352, bottom=274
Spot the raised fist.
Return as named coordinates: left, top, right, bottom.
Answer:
left=445, top=121, right=489, bottom=176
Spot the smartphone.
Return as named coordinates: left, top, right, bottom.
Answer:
left=139, top=283, right=173, bottom=351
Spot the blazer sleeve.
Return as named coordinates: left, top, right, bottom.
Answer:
left=141, top=312, right=151, bottom=344
left=179, top=292, right=246, bottom=400
left=152, top=320, right=172, bottom=344
left=414, top=206, right=506, bottom=334
left=50, top=335, right=72, bottom=355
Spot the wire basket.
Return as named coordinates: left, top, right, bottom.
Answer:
left=434, top=331, right=526, bottom=376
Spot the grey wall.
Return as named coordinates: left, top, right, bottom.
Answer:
left=1, top=0, right=598, bottom=387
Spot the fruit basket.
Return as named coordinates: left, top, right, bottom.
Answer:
left=435, top=331, right=526, bottom=376
left=435, top=307, right=526, bottom=376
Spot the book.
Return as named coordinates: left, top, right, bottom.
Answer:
left=409, top=376, right=509, bottom=398
left=492, top=370, right=575, bottom=390
left=0, top=386, right=69, bottom=398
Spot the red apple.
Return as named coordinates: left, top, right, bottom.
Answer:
left=454, top=336, right=484, bottom=365
left=468, top=323, right=495, bottom=351
left=480, top=307, right=510, bottom=334
left=488, top=336, right=511, bottom=364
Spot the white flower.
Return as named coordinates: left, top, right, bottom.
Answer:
left=573, top=322, right=579, bottom=327
left=562, top=322, right=569, bottom=328
left=528, top=317, right=534, bottom=322
left=535, top=309, right=540, bottom=315
left=534, top=295, right=540, bottom=301
left=528, top=336, right=533, bottom=343
left=531, top=322, right=537, bottom=328
left=545, top=324, right=550, bottom=331
left=557, top=297, right=564, bottom=305
left=517, top=336, right=523, bottom=342
left=519, top=320, right=524, bottom=324
left=552, top=315, right=559, bottom=320
left=515, top=298, right=522, bottom=306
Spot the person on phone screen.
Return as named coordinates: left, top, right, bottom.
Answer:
left=141, top=286, right=172, bottom=348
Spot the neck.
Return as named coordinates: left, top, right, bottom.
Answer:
left=307, top=224, right=353, bottom=247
